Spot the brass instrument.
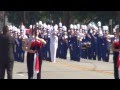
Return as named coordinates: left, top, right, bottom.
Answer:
left=81, top=42, right=87, bottom=49
left=86, top=42, right=91, bottom=47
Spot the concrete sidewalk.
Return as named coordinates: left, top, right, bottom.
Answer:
left=4, top=56, right=114, bottom=79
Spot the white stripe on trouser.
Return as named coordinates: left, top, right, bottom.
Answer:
left=118, top=68, right=120, bottom=79
left=33, top=53, right=37, bottom=79
left=50, top=44, right=58, bottom=62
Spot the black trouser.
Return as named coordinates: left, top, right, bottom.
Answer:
left=61, top=43, right=68, bottom=59
left=18, top=49, right=24, bottom=62
left=105, top=49, right=110, bottom=62
left=47, top=45, right=51, bottom=61
left=0, top=61, right=14, bottom=79
left=87, top=47, right=92, bottom=60
left=69, top=47, right=74, bottom=60
left=113, top=52, right=119, bottom=79
left=56, top=44, right=61, bottom=58
left=81, top=49, right=87, bottom=59
left=75, top=47, right=80, bottom=61
left=27, top=53, right=42, bottom=79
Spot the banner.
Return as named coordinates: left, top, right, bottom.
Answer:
left=33, top=53, right=40, bottom=79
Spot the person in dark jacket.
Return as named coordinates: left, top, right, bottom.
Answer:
left=0, top=25, right=15, bottom=79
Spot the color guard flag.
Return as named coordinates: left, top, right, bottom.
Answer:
left=33, top=53, right=40, bottom=79
left=117, top=52, right=120, bottom=79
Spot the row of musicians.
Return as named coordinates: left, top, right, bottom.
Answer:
left=13, top=33, right=111, bottom=62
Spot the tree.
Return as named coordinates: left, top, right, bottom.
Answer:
left=7, top=11, right=118, bottom=27
left=7, top=11, right=23, bottom=27
left=7, top=11, right=42, bottom=27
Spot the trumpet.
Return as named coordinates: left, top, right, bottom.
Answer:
left=86, top=42, right=91, bottom=47
left=81, top=42, right=87, bottom=49
left=62, top=35, right=68, bottom=42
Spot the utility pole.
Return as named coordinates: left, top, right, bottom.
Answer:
left=3, top=11, right=5, bottom=26
left=63, top=11, right=70, bottom=28
left=116, top=11, right=120, bottom=50
left=23, top=11, right=26, bottom=25
left=109, top=19, right=112, bottom=34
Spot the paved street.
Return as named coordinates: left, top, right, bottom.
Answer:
left=5, top=52, right=114, bottom=79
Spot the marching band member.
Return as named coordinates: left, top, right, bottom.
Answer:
left=68, top=24, right=74, bottom=60
left=56, top=22, right=63, bottom=58
left=46, top=25, right=51, bottom=61
left=23, top=26, right=46, bottom=79
left=112, top=26, right=120, bottom=79
left=90, top=28, right=98, bottom=60
left=104, top=26, right=111, bottom=62
left=61, top=26, right=68, bottom=59
left=50, top=25, right=58, bottom=63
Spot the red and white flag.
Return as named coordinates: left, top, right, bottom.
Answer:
left=117, top=52, right=120, bottom=79
left=33, top=53, right=40, bottom=79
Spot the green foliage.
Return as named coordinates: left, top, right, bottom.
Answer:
left=7, top=11, right=117, bottom=27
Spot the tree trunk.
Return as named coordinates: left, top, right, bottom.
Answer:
left=115, top=11, right=120, bottom=24
left=0, top=11, right=4, bottom=31
left=62, top=11, right=70, bottom=28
